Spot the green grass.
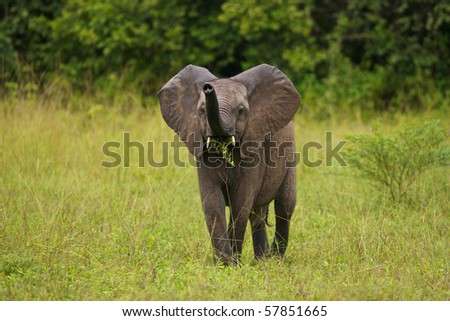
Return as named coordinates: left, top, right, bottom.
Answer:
left=0, top=96, right=448, bottom=300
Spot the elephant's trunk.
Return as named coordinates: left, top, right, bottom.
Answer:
left=203, top=83, right=228, bottom=137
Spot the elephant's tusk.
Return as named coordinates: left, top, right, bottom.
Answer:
left=231, top=136, right=235, bottom=146
left=206, top=137, right=211, bottom=149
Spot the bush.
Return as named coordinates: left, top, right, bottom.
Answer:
left=345, top=120, right=449, bottom=202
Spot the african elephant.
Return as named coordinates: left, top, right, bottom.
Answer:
left=158, top=64, right=301, bottom=265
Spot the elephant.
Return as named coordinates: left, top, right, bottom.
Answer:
left=158, top=64, right=301, bottom=265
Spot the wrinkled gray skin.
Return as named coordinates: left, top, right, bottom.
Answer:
left=158, top=64, right=301, bottom=265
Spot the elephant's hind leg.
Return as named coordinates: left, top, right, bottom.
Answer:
left=272, top=168, right=296, bottom=256
left=250, top=205, right=269, bottom=259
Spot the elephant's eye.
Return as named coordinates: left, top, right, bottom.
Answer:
left=237, top=105, right=246, bottom=116
left=199, top=107, right=206, bottom=116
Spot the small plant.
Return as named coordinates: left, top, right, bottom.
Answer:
left=210, top=140, right=235, bottom=167
left=345, top=120, right=449, bottom=202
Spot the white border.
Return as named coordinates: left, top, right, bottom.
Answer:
left=1, top=301, right=449, bottom=321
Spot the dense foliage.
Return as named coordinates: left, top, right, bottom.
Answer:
left=1, top=0, right=449, bottom=112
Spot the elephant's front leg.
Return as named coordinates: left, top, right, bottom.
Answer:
left=250, top=205, right=269, bottom=259
left=228, top=197, right=253, bottom=261
left=201, top=189, right=234, bottom=265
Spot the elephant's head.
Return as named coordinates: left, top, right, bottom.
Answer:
left=158, top=64, right=301, bottom=157
left=200, top=79, right=248, bottom=149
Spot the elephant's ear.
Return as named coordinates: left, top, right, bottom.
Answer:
left=157, top=65, right=217, bottom=156
left=231, top=64, right=301, bottom=139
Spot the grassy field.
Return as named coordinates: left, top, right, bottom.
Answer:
left=0, top=96, right=448, bottom=300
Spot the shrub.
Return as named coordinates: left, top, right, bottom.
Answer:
left=345, top=120, right=449, bottom=202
